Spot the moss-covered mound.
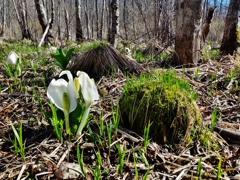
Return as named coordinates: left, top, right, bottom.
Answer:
left=119, top=70, right=202, bottom=145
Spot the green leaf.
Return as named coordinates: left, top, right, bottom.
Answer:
left=69, top=102, right=84, bottom=133
left=51, top=48, right=74, bottom=70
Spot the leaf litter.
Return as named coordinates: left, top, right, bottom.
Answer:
left=1, top=51, right=240, bottom=179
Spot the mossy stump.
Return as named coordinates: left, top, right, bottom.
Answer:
left=119, top=70, right=203, bottom=145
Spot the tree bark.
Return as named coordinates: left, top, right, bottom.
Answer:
left=95, top=0, right=99, bottom=39
left=123, top=0, right=128, bottom=40
left=174, top=0, right=203, bottom=66
left=108, top=0, right=119, bottom=47
left=84, top=0, right=91, bottom=39
left=34, top=0, right=48, bottom=33
left=131, top=0, right=136, bottom=39
left=107, top=0, right=112, bottom=42
left=34, top=0, right=54, bottom=42
left=64, top=2, right=70, bottom=40
left=0, top=0, right=6, bottom=37
left=57, top=0, right=62, bottom=40
left=12, top=0, right=32, bottom=40
left=220, top=0, right=240, bottom=55
left=99, top=0, right=105, bottom=40
left=76, top=0, right=83, bottom=42
left=134, top=0, right=151, bottom=40
left=201, top=7, right=216, bottom=43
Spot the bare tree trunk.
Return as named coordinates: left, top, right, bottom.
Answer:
left=64, top=2, right=70, bottom=40
left=7, top=0, right=12, bottom=37
left=107, top=0, right=112, bottom=42
left=108, top=0, right=119, bottom=47
left=123, top=0, right=128, bottom=40
left=34, top=0, right=47, bottom=33
left=76, top=0, right=83, bottom=42
left=160, top=0, right=171, bottom=44
left=174, top=0, right=203, bottom=65
left=99, top=0, right=105, bottom=40
left=0, top=0, right=6, bottom=37
left=12, top=0, right=32, bottom=39
left=91, top=11, right=94, bottom=39
left=201, top=7, right=216, bottom=43
left=95, top=0, right=99, bottom=39
left=219, top=0, right=223, bottom=15
left=57, top=0, right=62, bottom=40
left=134, top=0, right=151, bottom=40
left=131, top=0, right=136, bottom=39
left=154, top=0, right=161, bottom=39
left=220, top=0, right=240, bottom=55
left=34, top=0, right=54, bottom=42
left=84, top=0, right=91, bottom=39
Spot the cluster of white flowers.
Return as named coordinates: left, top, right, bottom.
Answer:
left=47, top=70, right=99, bottom=137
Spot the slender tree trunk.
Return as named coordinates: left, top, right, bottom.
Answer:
left=132, top=0, right=136, bottom=39
left=84, top=0, right=91, bottom=39
left=174, top=0, right=203, bottom=65
left=154, top=0, right=161, bottom=38
left=91, top=11, right=94, bottom=39
left=99, top=0, right=105, bottom=40
left=12, top=0, right=32, bottom=39
left=7, top=0, right=12, bottom=37
left=123, top=0, right=128, bottom=40
left=108, top=0, right=119, bottom=47
left=57, top=0, right=61, bottom=40
left=220, top=0, right=240, bottom=55
left=95, top=0, right=99, bottom=39
left=0, top=0, right=6, bottom=37
left=34, top=0, right=54, bottom=42
left=219, top=0, right=223, bottom=15
left=107, top=0, right=112, bottom=42
left=76, top=0, right=83, bottom=41
left=64, top=2, right=70, bottom=40
left=34, top=0, right=48, bottom=33
left=134, top=0, right=151, bottom=40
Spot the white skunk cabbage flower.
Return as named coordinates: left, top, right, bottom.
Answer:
left=77, top=71, right=99, bottom=106
left=76, top=71, right=99, bottom=137
left=59, top=70, right=79, bottom=98
left=125, top=47, right=131, bottom=55
left=6, top=51, right=19, bottom=65
left=47, top=78, right=77, bottom=134
left=49, top=46, right=57, bottom=54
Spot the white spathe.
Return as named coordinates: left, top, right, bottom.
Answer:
left=77, top=71, right=99, bottom=106
left=47, top=78, right=77, bottom=113
left=76, top=71, right=99, bottom=137
left=6, top=51, right=19, bottom=65
left=59, top=70, right=79, bottom=98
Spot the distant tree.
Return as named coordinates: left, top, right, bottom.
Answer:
left=12, top=0, right=32, bottom=40
left=95, top=0, right=100, bottom=39
left=76, top=0, right=83, bottom=41
left=99, top=0, right=105, bottom=40
left=220, top=0, right=240, bottom=55
left=123, top=0, right=128, bottom=40
left=57, top=0, right=62, bottom=40
left=174, top=0, right=203, bottom=65
left=84, top=0, right=91, bottom=39
left=107, top=0, right=119, bottom=47
left=64, top=0, right=70, bottom=40
left=34, top=0, right=54, bottom=42
left=0, top=0, right=6, bottom=37
left=134, top=0, right=151, bottom=40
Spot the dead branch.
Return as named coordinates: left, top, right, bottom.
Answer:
left=201, top=6, right=217, bottom=43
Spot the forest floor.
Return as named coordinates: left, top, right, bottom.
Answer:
left=0, top=40, right=240, bottom=179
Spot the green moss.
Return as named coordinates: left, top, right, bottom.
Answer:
left=119, top=69, right=203, bottom=145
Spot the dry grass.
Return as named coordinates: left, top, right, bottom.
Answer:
left=68, top=43, right=146, bottom=80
